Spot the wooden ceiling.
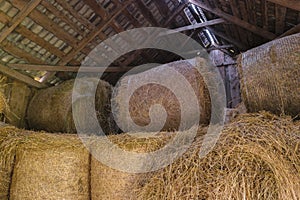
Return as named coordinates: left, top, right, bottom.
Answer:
left=0, top=0, right=299, bottom=87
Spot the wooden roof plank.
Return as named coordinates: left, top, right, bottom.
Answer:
left=0, top=63, right=46, bottom=88
left=134, top=0, right=160, bottom=26
left=55, top=0, right=95, bottom=30
left=40, top=0, right=86, bottom=35
left=0, top=0, right=42, bottom=43
left=1, top=40, right=45, bottom=65
left=267, top=0, right=300, bottom=11
left=15, top=26, right=65, bottom=58
left=190, top=0, right=277, bottom=40
left=11, top=0, right=79, bottom=47
left=84, top=0, right=108, bottom=20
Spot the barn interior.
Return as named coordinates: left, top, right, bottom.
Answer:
left=0, top=0, right=299, bottom=199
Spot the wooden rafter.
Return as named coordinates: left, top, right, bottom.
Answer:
left=135, top=0, right=160, bottom=26
left=189, top=0, right=277, bottom=40
left=267, top=0, right=300, bottom=11
left=207, top=27, right=248, bottom=50
left=85, top=0, right=109, bottom=20
left=0, top=0, right=42, bottom=43
left=8, top=63, right=133, bottom=73
left=162, top=18, right=225, bottom=35
left=278, top=23, right=300, bottom=38
left=0, top=63, right=46, bottom=88
left=11, top=0, right=79, bottom=47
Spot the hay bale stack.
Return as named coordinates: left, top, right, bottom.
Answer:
left=10, top=133, right=90, bottom=200
left=238, top=33, right=300, bottom=117
left=112, top=59, right=211, bottom=132
left=137, top=112, right=300, bottom=200
left=0, top=126, right=25, bottom=200
left=27, top=78, right=116, bottom=134
left=90, top=132, right=178, bottom=200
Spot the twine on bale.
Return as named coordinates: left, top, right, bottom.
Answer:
left=27, top=78, right=117, bottom=134
left=137, top=112, right=300, bottom=200
left=9, top=133, right=90, bottom=200
left=238, top=33, right=300, bottom=117
left=112, top=59, right=211, bottom=132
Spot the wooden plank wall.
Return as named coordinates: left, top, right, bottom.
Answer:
left=209, top=50, right=241, bottom=108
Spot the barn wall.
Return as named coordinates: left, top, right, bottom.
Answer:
left=209, top=50, right=241, bottom=108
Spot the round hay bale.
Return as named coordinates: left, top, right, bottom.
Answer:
left=0, top=126, right=25, bottom=200
left=238, top=33, right=300, bottom=117
left=112, top=59, right=211, bottom=132
left=10, top=133, right=90, bottom=200
left=90, top=132, right=179, bottom=200
left=137, top=112, right=300, bottom=200
left=27, top=78, right=117, bottom=134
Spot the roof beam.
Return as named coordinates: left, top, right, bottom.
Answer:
left=278, top=23, right=300, bottom=38
left=189, top=0, right=277, bottom=40
left=0, top=0, right=42, bottom=43
left=0, top=63, right=46, bottom=88
left=267, top=0, right=300, bottom=11
left=162, top=18, right=225, bottom=35
left=135, top=0, right=160, bottom=26
left=207, top=27, right=248, bottom=50
left=8, top=63, right=133, bottom=73
left=85, top=0, right=108, bottom=20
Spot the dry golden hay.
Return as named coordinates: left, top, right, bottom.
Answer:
left=238, top=33, right=300, bottom=117
left=137, top=112, right=300, bottom=200
left=90, top=132, right=177, bottom=200
left=27, top=78, right=117, bottom=134
left=0, top=126, right=27, bottom=200
left=112, top=59, right=211, bottom=132
left=9, top=132, right=90, bottom=200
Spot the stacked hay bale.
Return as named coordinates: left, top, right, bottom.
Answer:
left=10, top=132, right=90, bottom=200
left=90, top=133, right=176, bottom=200
left=27, top=78, right=116, bottom=134
left=137, top=112, right=300, bottom=200
left=112, top=59, right=211, bottom=132
left=238, top=33, right=300, bottom=117
left=0, top=126, right=26, bottom=200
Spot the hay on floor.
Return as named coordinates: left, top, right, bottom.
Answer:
left=9, top=133, right=90, bottom=200
left=137, top=112, right=300, bottom=200
left=238, top=33, right=300, bottom=117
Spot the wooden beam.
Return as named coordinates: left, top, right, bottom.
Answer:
left=267, top=0, right=300, bottom=11
left=207, top=27, right=248, bottom=50
left=11, top=0, right=79, bottom=47
left=57, top=1, right=132, bottom=66
left=161, top=18, right=225, bottom=35
left=189, top=0, right=277, bottom=40
left=278, top=23, right=300, bottom=38
left=0, top=0, right=42, bottom=43
left=164, top=1, right=188, bottom=26
left=0, top=63, right=46, bottom=88
left=0, top=11, right=11, bottom=24
left=85, top=0, right=108, bottom=20
left=261, top=0, right=269, bottom=30
left=8, top=63, right=133, bottom=73
left=1, top=40, right=45, bottom=64
left=275, top=4, right=287, bottom=35
left=135, top=0, right=160, bottom=26
left=15, top=26, right=65, bottom=58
